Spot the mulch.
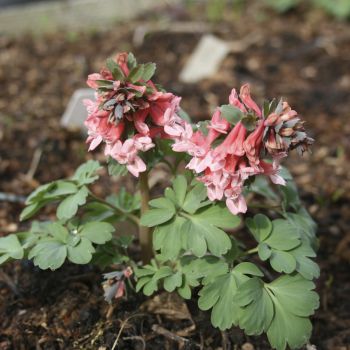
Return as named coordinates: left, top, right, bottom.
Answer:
left=0, top=2, right=349, bottom=349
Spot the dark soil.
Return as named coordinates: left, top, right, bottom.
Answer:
left=0, top=2, right=349, bottom=349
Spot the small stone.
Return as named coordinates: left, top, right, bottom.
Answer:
left=61, top=88, right=95, bottom=131
left=179, top=34, right=230, bottom=83
left=241, top=342, right=254, bottom=350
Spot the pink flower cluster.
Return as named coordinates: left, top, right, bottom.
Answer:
left=172, top=84, right=312, bottom=215
left=84, top=52, right=184, bottom=177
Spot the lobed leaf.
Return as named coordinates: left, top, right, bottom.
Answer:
left=56, top=186, right=89, bottom=221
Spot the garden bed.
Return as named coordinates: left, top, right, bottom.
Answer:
left=0, top=3, right=349, bottom=349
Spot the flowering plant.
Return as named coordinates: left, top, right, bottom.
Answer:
left=1, top=53, right=319, bottom=350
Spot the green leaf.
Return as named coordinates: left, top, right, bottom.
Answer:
left=107, top=188, right=140, bottom=213
left=45, top=181, right=78, bottom=198
left=246, top=214, right=273, bottom=242
left=253, top=217, right=318, bottom=277
left=234, top=262, right=264, bottom=277
left=289, top=239, right=320, bottom=280
left=26, top=181, right=78, bottom=205
left=285, top=212, right=317, bottom=244
left=20, top=202, right=44, bottom=221
left=266, top=275, right=319, bottom=350
left=220, top=105, right=243, bottom=125
left=280, top=180, right=301, bottom=210
left=173, top=175, right=187, bottom=206
left=195, top=204, right=241, bottom=229
left=106, top=57, right=125, bottom=80
left=177, top=282, right=191, bottom=299
left=0, top=234, right=24, bottom=264
left=236, top=278, right=274, bottom=335
left=249, top=176, right=279, bottom=201
left=72, top=160, right=101, bottom=186
left=140, top=198, right=176, bottom=227
left=127, top=52, right=137, bottom=69
left=149, top=197, right=175, bottom=210
left=164, top=271, right=182, bottom=292
left=56, top=186, right=88, bottom=221
left=136, top=276, right=152, bottom=292
left=264, top=219, right=300, bottom=250
left=269, top=250, right=297, bottom=273
left=198, top=263, right=258, bottom=330
left=67, top=237, right=95, bottom=264
left=17, top=231, right=38, bottom=250
left=182, top=182, right=208, bottom=214
left=141, top=62, right=156, bottom=81
left=136, top=264, right=173, bottom=296
left=153, top=216, right=186, bottom=259
left=241, top=113, right=258, bottom=131
left=91, top=240, right=128, bottom=269
left=164, top=187, right=177, bottom=204
left=95, top=79, right=114, bottom=89
left=80, top=222, right=114, bottom=244
left=28, top=238, right=67, bottom=270
left=236, top=274, right=319, bottom=350
left=48, top=222, right=68, bottom=242
left=25, top=183, right=54, bottom=204
left=108, top=159, right=128, bottom=177
left=128, top=65, right=144, bottom=83
left=258, top=242, right=272, bottom=261
left=182, top=215, right=231, bottom=257
left=21, top=181, right=79, bottom=221
left=181, top=256, right=229, bottom=286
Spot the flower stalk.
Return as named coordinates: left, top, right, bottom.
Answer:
left=139, top=171, right=153, bottom=263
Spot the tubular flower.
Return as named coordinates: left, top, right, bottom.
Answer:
left=102, top=267, right=133, bottom=303
left=172, top=84, right=313, bottom=215
left=84, top=52, right=184, bottom=177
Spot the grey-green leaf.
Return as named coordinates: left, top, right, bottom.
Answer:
left=80, top=222, right=114, bottom=244
left=56, top=186, right=88, bottom=221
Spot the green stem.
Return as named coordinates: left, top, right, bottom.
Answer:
left=246, top=247, right=259, bottom=255
left=139, top=171, right=153, bottom=263
left=88, top=192, right=139, bottom=226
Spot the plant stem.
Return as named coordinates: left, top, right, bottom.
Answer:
left=139, top=171, right=153, bottom=263
left=88, top=192, right=139, bottom=226
left=246, top=247, right=259, bottom=254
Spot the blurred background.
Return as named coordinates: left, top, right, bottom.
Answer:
left=0, top=0, right=349, bottom=349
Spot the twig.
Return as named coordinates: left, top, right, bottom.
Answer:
left=25, top=148, right=42, bottom=181
left=122, top=336, right=146, bottom=350
left=151, top=324, right=189, bottom=344
left=106, top=304, right=115, bottom=320
left=0, top=269, right=19, bottom=295
left=221, top=331, right=230, bottom=350
left=0, top=192, right=26, bottom=203
left=111, top=313, right=145, bottom=350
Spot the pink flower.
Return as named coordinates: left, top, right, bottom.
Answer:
left=87, top=73, right=103, bottom=89
left=84, top=52, right=183, bottom=177
left=107, top=139, right=147, bottom=177
left=213, top=121, right=246, bottom=159
left=243, top=120, right=265, bottom=168
left=239, top=84, right=262, bottom=117
left=226, top=194, right=247, bottom=215
left=229, top=89, right=247, bottom=112
left=172, top=84, right=302, bottom=215
left=208, top=109, right=230, bottom=134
